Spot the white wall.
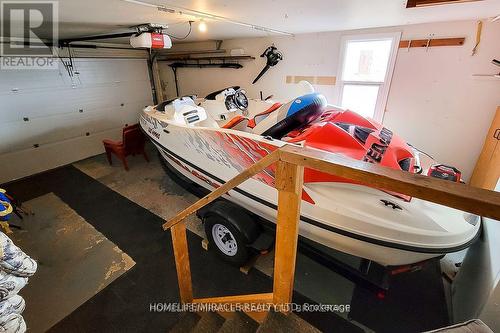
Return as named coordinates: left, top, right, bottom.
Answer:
left=0, top=58, right=153, bottom=183
left=159, top=34, right=341, bottom=103
left=158, top=19, right=500, bottom=180
left=384, top=21, right=500, bottom=181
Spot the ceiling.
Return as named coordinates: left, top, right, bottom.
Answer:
left=4, top=0, right=500, bottom=43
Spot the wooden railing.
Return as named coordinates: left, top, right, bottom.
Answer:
left=163, top=144, right=500, bottom=321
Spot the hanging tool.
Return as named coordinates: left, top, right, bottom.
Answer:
left=4, top=192, right=33, bottom=220
left=473, top=59, right=500, bottom=78
left=59, top=44, right=78, bottom=77
left=425, top=34, right=434, bottom=52
left=471, top=20, right=483, bottom=56
left=252, top=45, right=283, bottom=84
left=0, top=189, right=30, bottom=233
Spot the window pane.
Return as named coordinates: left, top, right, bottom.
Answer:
left=341, top=84, right=379, bottom=119
left=342, top=39, right=393, bottom=82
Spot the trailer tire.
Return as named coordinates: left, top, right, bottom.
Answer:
left=202, top=202, right=260, bottom=266
left=204, top=215, right=251, bottom=266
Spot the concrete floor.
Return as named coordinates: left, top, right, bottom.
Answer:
left=71, top=143, right=454, bottom=332
left=0, top=140, right=448, bottom=332
left=74, top=143, right=205, bottom=239
left=6, top=162, right=297, bottom=332
left=9, top=193, right=134, bottom=333
left=73, top=143, right=360, bottom=324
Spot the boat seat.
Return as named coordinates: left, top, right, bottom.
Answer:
left=221, top=103, right=282, bottom=133
left=221, top=115, right=251, bottom=132
left=247, top=103, right=283, bottom=129
left=252, top=93, right=327, bottom=138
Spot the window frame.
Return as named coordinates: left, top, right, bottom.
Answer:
left=335, top=32, right=401, bottom=123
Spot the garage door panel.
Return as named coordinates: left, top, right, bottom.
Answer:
left=0, top=59, right=150, bottom=92
left=74, top=59, right=150, bottom=84
left=0, top=58, right=153, bottom=182
left=0, top=69, right=67, bottom=91
left=0, top=99, right=149, bottom=154
left=0, top=80, right=152, bottom=123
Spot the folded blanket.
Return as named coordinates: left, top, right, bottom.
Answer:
left=0, top=271, right=27, bottom=301
left=0, top=233, right=36, bottom=277
left=0, top=295, right=25, bottom=318
left=0, top=313, right=26, bottom=333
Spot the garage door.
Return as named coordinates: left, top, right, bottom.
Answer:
left=0, top=58, right=153, bottom=183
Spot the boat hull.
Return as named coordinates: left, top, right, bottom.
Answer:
left=140, top=112, right=481, bottom=266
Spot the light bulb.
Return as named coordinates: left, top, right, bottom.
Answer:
left=198, top=20, right=207, bottom=32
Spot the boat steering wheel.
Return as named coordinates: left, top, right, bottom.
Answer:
left=234, top=90, right=248, bottom=111
left=224, top=89, right=249, bottom=116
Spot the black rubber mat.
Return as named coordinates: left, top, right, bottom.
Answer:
left=3, top=165, right=361, bottom=332
left=349, top=260, right=449, bottom=332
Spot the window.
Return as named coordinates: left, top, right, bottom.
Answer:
left=336, top=33, right=400, bottom=122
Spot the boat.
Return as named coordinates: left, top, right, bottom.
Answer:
left=140, top=85, right=481, bottom=267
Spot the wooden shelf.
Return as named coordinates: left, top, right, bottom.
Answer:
left=406, top=0, right=481, bottom=8
left=399, top=37, right=465, bottom=48
left=158, top=55, right=255, bottom=62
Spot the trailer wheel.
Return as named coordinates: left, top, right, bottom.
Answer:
left=204, top=215, right=251, bottom=266
left=200, top=202, right=260, bottom=266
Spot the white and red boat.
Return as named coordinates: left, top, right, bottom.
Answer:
left=140, top=86, right=480, bottom=267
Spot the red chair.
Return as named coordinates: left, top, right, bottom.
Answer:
left=103, top=124, right=149, bottom=171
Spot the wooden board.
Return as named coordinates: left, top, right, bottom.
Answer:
left=151, top=58, right=164, bottom=103
left=470, top=106, right=500, bottom=190
left=406, top=0, right=481, bottom=8
left=286, top=75, right=336, bottom=86
left=171, top=222, right=193, bottom=303
left=272, top=161, right=304, bottom=308
left=163, top=150, right=279, bottom=230
left=193, top=293, right=273, bottom=306
left=399, top=38, right=465, bottom=48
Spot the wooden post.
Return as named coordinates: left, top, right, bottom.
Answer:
left=272, top=161, right=304, bottom=311
left=470, top=106, right=500, bottom=190
left=152, top=58, right=164, bottom=103
left=171, top=221, right=193, bottom=303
